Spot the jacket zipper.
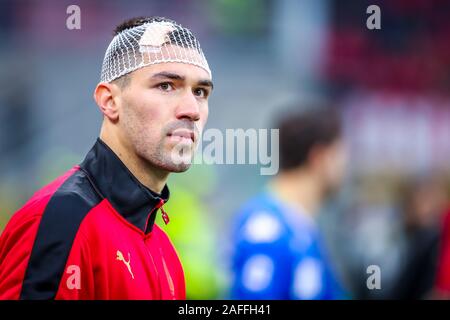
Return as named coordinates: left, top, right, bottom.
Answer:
left=144, top=199, right=170, bottom=233
left=159, top=199, right=170, bottom=225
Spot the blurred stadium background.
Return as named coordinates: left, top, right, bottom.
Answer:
left=1, top=0, right=450, bottom=299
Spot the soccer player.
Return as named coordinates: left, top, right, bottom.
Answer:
left=0, top=16, right=213, bottom=299
left=230, top=107, right=347, bottom=299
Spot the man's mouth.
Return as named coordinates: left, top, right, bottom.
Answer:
left=168, top=129, right=195, bottom=143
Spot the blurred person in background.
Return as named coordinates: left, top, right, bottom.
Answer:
left=0, top=16, right=213, bottom=299
left=230, top=106, right=348, bottom=299
left=385, top=175, right=448, bottom=299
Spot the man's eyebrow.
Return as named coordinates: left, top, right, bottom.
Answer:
left=151, top=71, right=213, bottom=89
left=198, top=79, right=214, bottom=90
left=151, top=72, right=185, bottom=81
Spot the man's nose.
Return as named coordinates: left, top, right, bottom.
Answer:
left=175, top=90, right=201, bottom=121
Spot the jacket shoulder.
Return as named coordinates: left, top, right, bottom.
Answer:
left=18, top=167, right=103, bottom=299
left=1, top=167, right=81, bottom=235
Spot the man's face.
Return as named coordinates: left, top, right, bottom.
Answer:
left=115, top=61, right=212, bottom=173
left=320, top=139, right=347, bottom=195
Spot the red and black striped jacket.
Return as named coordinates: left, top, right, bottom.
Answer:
left=0, top=138, right=185, bottom=299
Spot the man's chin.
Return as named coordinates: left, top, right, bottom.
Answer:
left=166, top=162, right=192, bottom=173
left=158, top=154, right=194, bottom=173
left=166, top=145, right=195, bottom=172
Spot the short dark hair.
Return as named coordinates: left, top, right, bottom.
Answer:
left=113, top=16, right=175, bottom=35
left=277, top=107, right=342, bottom=171
left=114, top=16, right=200, bottom=50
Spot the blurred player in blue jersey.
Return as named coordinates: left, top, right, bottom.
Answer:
left=231, top=106, right=347, bottom=299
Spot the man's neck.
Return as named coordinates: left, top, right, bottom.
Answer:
left=100, top=132, right=169, bottom=194
left=270, top=169, right=323, bottom=217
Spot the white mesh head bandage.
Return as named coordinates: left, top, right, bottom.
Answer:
left=100, top=17, right=211, bottom=83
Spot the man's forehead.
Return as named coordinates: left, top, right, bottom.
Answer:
left=140, top=44, right=210, bottom=75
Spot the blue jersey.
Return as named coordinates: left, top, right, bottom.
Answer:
left=230, top=192, right=345, bottom=300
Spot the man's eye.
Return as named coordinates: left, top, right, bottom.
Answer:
left=194, top=88, right=208, bottom=98
left=158, top=83, right=174, bottom=91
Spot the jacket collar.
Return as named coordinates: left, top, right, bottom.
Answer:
left=79, top=138, right=170, bottom=234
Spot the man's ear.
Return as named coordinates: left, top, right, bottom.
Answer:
left=94, top=82, right=120, bottom=122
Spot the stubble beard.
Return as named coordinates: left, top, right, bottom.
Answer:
left=123, top=119, right=195, bottom=174
left=121, top=96, right=198, bottom=173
